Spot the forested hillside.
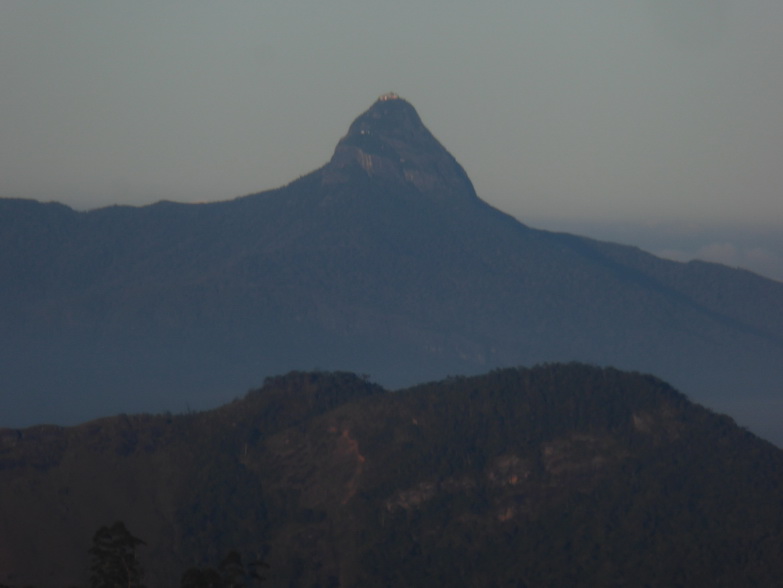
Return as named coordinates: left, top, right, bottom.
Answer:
left=2, top=96, right=783, bottom=446
left=2, top=364, right=782, bottom=586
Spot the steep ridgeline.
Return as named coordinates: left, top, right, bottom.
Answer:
left=1, top=94, right=783, bottom=443
left=2, top=366, right=783, bottom=586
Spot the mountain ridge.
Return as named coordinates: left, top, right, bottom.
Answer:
left=2, top=364, right=783, bottom=587
left=1, top=95, right=782, bottom=443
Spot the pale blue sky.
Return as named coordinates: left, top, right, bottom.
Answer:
left=2, top=1, right=783, bottom=278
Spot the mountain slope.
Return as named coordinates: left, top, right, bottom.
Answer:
left=1, top=95, right=782, bottom=443
left=2, top=365, right=783, bottom=586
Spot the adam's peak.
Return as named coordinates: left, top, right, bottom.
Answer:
left=323, top=95, right=478, bottom=203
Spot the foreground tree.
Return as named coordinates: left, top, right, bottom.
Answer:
left=180, top=567, right=221, bottom=588
left=89, top=521, right=146, bottom=588
left=180, top=550, right=268, bottom=587
left=220, top=550, right=268, bottom=586
left=218, top=551, right=245, bottom=588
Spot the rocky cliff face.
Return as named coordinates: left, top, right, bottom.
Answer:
left=322, top=93, right=479, bottom=203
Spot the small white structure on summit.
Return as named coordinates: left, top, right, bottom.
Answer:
left=379, top=92, right=400, bottom=101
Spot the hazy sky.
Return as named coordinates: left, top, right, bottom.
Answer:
left=2, top=1, right=782, bottom=278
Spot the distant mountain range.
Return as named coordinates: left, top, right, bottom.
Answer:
left=2, top=94, right=783, bottom=443
left=2, top=365, right=783, bottom=587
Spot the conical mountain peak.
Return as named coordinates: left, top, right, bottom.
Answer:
left=322, top=94, right=479, bottom=203
left=345, top=93, right=428, bottom=143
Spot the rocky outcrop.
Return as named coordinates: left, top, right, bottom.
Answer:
left=322, top=94, right=479, bottom=203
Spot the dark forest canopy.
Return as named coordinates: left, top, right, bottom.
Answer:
left=1, top=364, right=783, bottom=586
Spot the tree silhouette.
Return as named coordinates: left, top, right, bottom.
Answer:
left=179, top=550, right=268, bottom=587
left=180, top=567, right=221, bottom=588
left=220, top=550, right=269, bottom=586
left=89, top=521, right=145, bottom=588
left=218, top=551, right=245, bottom=588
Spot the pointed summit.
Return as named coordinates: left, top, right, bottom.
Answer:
left=344, top=93, right=427, bottom=142
left=323, top=94, right=479, bottom=203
